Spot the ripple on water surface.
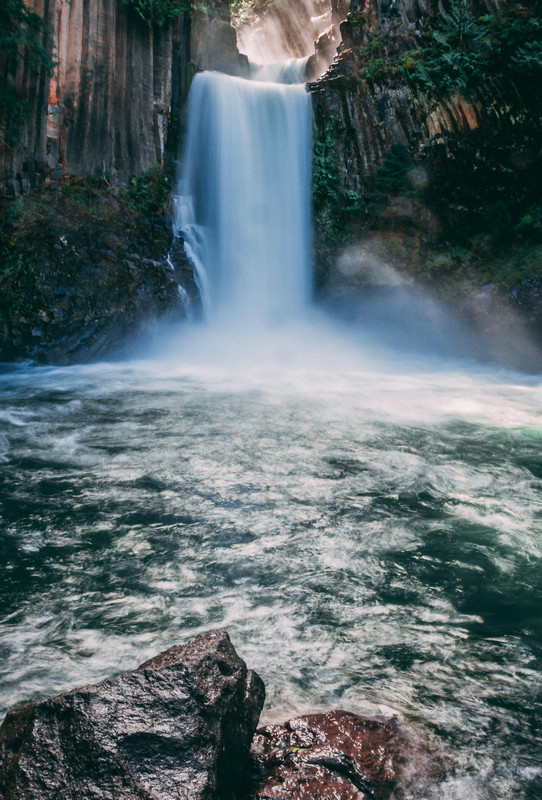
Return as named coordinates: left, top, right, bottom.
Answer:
left=1, top=341, right=542, bottom=800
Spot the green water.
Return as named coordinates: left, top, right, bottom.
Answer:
left=1, top=325, right=541, bottom=798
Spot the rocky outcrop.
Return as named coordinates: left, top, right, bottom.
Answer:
left=249, top=710, right=405, bottom=800
left=0, top=0, right=245, bottom=195
left=0, top=183, right=199, bottom=364
left=0, top=630, right=436, bottom=800
left=0, top=630, right=265, bottom=800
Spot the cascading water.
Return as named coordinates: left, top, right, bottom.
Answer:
left=174, top=60, right=312, bottom=326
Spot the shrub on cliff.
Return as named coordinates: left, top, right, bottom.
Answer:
left=122, top=0, right=191, bottom=26
left=416, top=1, right=542, bottom=97
left=126, top=163, right=171, bottom=214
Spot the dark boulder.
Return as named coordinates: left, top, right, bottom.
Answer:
left=0, top=188, right=200, bottom=365
left=248, top=710, right=405, bottom=800
left=0, top=630, right=265, bottom=800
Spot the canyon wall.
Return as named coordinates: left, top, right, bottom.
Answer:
left=0, top=0, right=244, bottom=195
left=311, top=0, right=534, bottom=194
left=310, top=0, right=542, bottom=366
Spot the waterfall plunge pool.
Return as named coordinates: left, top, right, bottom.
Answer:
left=1, top=320, right=541, bottom=800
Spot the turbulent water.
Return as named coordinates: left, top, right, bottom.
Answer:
left=1, top=63, right=542, bottom=800
left=1, top=327, right=542, bottom=798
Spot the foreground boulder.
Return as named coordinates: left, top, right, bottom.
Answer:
left=249, top=710, right=405, bottom=800
left=0, top=630, right=265, bottom=800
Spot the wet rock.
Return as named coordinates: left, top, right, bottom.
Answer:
left=509, top=274, right=542, bottom=326
left=0, top=197, right=200, bottom=364
left=248, top=710, right=404, bottom=800
left=191, top=13, right=249, bottom=78
left=0, top=630, right=265, bottom=800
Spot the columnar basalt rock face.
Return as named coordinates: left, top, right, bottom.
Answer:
left=0, top=0, right=245, bottom=195
left=0, top=630, right=265, bottom=800
left=311, top=0, right=531, bottom=195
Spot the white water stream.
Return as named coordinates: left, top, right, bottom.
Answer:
left=174, top=61, right=312, bottom=325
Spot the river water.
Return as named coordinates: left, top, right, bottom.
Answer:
left=1, top=64, right=542, bottom=799
left=1, top=321, right=541, bottom=798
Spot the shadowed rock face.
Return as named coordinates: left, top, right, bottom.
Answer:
left=0, top=198, right=197, bottom=365
left=0, top=630, right=265, bottom=800
left=0, top=0, right=246, bottom=195
left=249, top=710, right=403, bottom=800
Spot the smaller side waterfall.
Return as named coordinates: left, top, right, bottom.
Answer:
left=174, top=61, right=313, bottom=327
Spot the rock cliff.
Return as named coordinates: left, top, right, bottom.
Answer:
left=0, top=0, right=246, bottom=364
left=0, top=0, right=246, bottom=195
left=310, top=0, right=542, bottom=362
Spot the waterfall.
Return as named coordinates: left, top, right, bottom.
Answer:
left=174, top=61, right=313, bottom=327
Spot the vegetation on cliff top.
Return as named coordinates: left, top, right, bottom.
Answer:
left=122, top=0, right=191, bottom=26
left=355, top=1, right=542, bottom=95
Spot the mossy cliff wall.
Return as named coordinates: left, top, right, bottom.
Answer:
left=310, top=0, right=542, bottom=299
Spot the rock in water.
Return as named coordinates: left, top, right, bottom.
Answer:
left=0, top=630, right=265, bottom=800
left=249, top=710, right=403, bottom=799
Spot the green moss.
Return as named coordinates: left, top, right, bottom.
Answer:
left=0, top=166, right=173, bottom=323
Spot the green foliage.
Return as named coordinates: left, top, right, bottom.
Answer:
left=0, top=0, right=55, bottom=71
left=416, top=1, right=490, bottom=95
left=516, top=206, right=542, bottom=240
left=426, top=122, right=542, bottom=244
left=313, top=120, right=418, bottom=243
left=313, top=118, right=348, bottom=245
left=231, top=0, right=274, bottom=27
left=0, top=240, right=33, bottom=323
left=126, top=163, right=170, bottom=214
left=231, top=0, right=327, bottom=29
left=0, top=0, right=56, bottom=143
left=0, top=197, right=37, bottom=322
left=375, top=144, right=412, bottom=193
left=122, top=0, right=191, bottom=26
left=358, top=36, right=422, bottom=82
left=0, top=84, right=29, bottom=145
left=415, top=2, right=542, bottom=97
left=356, top=2, right=542, bottom=98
